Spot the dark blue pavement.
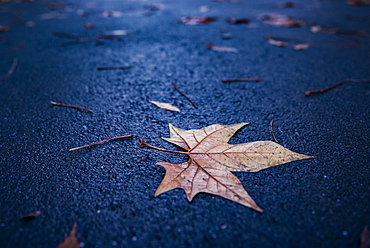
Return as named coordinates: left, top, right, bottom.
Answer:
left=0, top=0, right=369, bottom=247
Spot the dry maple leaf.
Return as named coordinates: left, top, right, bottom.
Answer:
left=139, top=123, right=313, bottom=212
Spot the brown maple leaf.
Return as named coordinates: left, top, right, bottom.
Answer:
left=140, top=123, right=313, bottom=212
left=57, top=222, right=80, bottom=248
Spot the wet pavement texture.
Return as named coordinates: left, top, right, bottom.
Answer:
left=0, top=0, right=369, bottom=247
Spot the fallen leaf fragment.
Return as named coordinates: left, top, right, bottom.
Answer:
left=265, top=35, right=288, bottom=47
left=149, top=100, right=180, bottom=112
left=140, top=123, right=313, bottom=211
left=20, top=211, right=41, bottom=221
left=259, top=13, right=304, bottom=27
left=58, top=222, right=80, bottom=248
left=267, top=39, right=288, bottom=48
left=347, top=0, right=370, bottom=5
left=293, top=43, right=311, bottom=50
left=360, top=226, right=370, bottom=248
left=310, top=25, right=367, bottom=38
left=103, top=30, right=130, bottom=36
left=310, top=25, right=322, bottom=33
left=265, top=35, right=311, bottom=50
left=226, top=18, right=250, bottom=25
left=206, top=43, right=238, bottom=53
left=178, top=17, right=217, bottom=25
left=101, top=10, right=123, bottom=18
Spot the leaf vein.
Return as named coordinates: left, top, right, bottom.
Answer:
left=190, top=125, right=235, bottom=152
left=192, top=159, right=242, bottom=197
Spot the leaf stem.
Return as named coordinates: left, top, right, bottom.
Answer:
left=139, top=138, right=188, bottom=154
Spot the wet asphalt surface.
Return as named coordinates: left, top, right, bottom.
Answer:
left=0, top=0, right=370, bottom=247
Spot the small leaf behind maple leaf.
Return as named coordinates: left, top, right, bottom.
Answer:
left=149, top=100, right=180, bottom=112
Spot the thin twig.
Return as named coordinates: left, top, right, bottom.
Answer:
left=305, top=78, right=370, bottom=96
left=269, top=120, right=279, bottom=143
left=97, top=65, right=133, bottom=71
left=1, top=58, right=18, bottom=81
left=70, top=134, right=133, bottom=151
left=222, top=78, right=262, bottom=83
left=172, top=82, right=198, bottom=109
left=50, top=101, right=93, bottom=113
